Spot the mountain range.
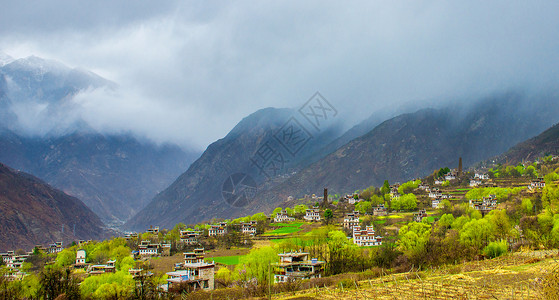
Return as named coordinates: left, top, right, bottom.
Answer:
left=0, top=55, right=199, bottom=224
left=127, top=92, right=559, bottom=230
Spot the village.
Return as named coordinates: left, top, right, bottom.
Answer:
left=1, top=156, right=559, bottom=298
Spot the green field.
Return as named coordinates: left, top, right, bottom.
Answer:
left=263, top=226, right=302, bottom=235
left=206, top=255, right=244, bottom=265
left=264, top=222, right=304, bottom=236
left=270, top=222, right=304, bottom=227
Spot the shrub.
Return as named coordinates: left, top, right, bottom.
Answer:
left=482, top=240, right=508, bottom=258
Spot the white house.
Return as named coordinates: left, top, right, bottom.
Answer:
left=470, top=179, right=482, bottom=187
left=474, top=173, right=489, bottom=180
left=76, top=249, right=86, bottom=265
left=138, top=241, right=160, bottom=256
left=343, top=211, right=360, bottom=230
left=530, top=178, right=546, bottom=189
left=274, top=211, right=295, bottom=223
left=445, top=172, right=456, bottom=181
left=432, top=198, right=441, bottom=209
left=208, top=222, right=228, bottom=236
left=303, top=208, right=321, bottom=221
left=428, top=188, right=442, bottom=198
left=352, top=226, right=382, bottom=247
left=241, top=222, right=257, bottom=236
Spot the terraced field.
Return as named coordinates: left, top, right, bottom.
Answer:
left=274, top=252, right=559, bottom=299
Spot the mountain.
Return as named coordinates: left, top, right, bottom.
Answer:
left=263, top=93, right=559, bottom=207
left=125, top=107, right=344, bottom=230
left=492, top=122, right=559, bottom=164
left=0, top=162, right=106, bottom=251
left=0, top=55, right=199, bottom=224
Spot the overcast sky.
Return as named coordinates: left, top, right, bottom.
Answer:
left=1, top=1, right=559, bottom=149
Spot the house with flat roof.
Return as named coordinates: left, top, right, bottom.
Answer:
left=469, top=195, right=498, bottom=213
left=274, top=211, right=295, bottom=223
left=303, top=208, right=321, bottom=221
left=180, top=230, right=201, bottom=244
left=138, top=241, right=160, bottom=256
left=530, top=178, right=546, bottom=189
left=414, top=209, right=428, bottom=222
left=208, top=222, right=228, bottom=236
left=352, top=226, right=382, bottom=247
left=343, top=211, right=360, bottom=230
left=75, top=249, right=87, bottom=268
left=273, top=252, right=325, bottom=283
left=167, top=248, right=215, bottom=291
left=87, top=260, right=116, bottom=275
left=373, top=204, right=388, bottom=216
left=241, top=222, right=257, bottom=236
left=146, top=226, right=160, bottom=235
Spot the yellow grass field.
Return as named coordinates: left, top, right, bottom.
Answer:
left=272, top=251, right=559, bottom=299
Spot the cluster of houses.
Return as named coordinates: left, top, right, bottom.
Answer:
left=470, top=173, right=490, bottom=187
left=469, top=195, right=498, bottom=213
left=1, top=240, right=71, bottom=281
left=427, top=187, right=451, bottom=208
left=273, top=207, right=323, bottom=223
left=434, top=170, right=458, bottom=185
left=1, top=251, right=30, bottom=281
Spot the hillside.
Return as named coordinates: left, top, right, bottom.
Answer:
left=127, top=93, right=559, bottom=229
left=125, top=107, right=343, bottom=230
left=494, top=122, right=559, bottom=164
left=262, top=93, right=559, bottom=207
left=0, top=163, right=107, bottom=251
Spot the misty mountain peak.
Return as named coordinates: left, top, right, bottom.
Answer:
left=0, top=51, right=14, bottom=67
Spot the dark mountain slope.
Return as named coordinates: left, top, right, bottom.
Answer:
left=259, top=93, right=559, bottom=207
left=0, top=163, right=106, bottom=251
left=125, top=107, right=343, bottom=230
left=493, top=122, right=559, bottom=164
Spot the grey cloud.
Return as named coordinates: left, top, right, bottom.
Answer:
left=1, top=1, right=559, bottom=149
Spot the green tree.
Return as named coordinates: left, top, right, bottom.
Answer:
left=271, top=207, right=283, bottom=218
left=397, top=222, right=431, bottom=261
left=380, top=180, right=390, bottom=195
left=459, top=218, right=494, bottom=250
left=252, top=212, right=268, bottom=222
left=39, top=267, right=81, bottom=300
left=234, top=246, right=278, bottom=284
left=294, top=204, right=308, bottom=215
left=324, top=209, right=334, bottom=225
left=355, top=201, right=372, bottom=214
left=391, top=193, right=417, bottom=210
left=483, top=240, right=508, bottom=258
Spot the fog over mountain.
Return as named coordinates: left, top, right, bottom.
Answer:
left=1, top=2, right=559, bottom=149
